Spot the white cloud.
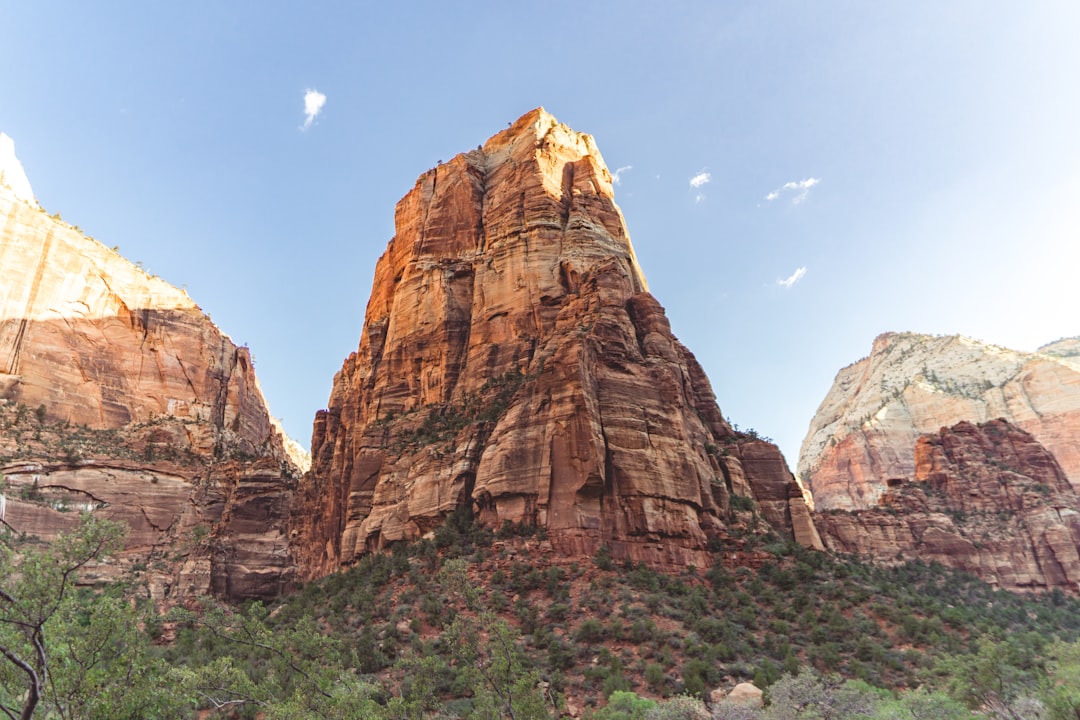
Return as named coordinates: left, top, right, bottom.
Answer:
left=765, top=177, right=820, bottom=204
left=302, top=89, right=327, bottom=130
left=689, top=171, right=711, bottom=188
left=777, top=267, right=807, bottom=288
left=612, top=165, right=633, bottom=185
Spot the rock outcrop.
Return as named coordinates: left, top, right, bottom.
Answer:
left=816, top=419, right=1080, bottom=592
left=293, top=108, right=819, bottom=579
left=800, top=332, right=1080, bottom=510
left=0, top=135, right=304, bottom=601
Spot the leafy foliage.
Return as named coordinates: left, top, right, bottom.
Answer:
left=5, top=508, right=1080, bottom=717
left=0, top=515, right=184, bottom=719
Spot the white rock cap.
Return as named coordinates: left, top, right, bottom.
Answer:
left=0, top=133, right=39, bottom=207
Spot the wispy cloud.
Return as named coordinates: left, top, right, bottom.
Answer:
left=777, top=267, right=808, bottom=288
left=302, top=89, right=327, bottom=130
left=612, top=165, right=633, bottom=185
left=689, top=170, right=711, bottom=189
left=765, top=177, right=820, bottom=204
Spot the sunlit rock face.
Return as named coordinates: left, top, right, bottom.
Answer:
left=816, top=419, right=1080, bottom=593
left=292, top=108, right=820, bottom=580
left=0, top=139, right=305, bottom=602
left=800, top=332, right=1080, bottom=510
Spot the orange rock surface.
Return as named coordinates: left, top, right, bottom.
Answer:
left=293, top=109, right=819, bottom=580
left=0, top=141, right=303, bottom=601
left=816, top=419, right=1080, bottom=592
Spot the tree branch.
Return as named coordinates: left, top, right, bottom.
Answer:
left=0, top=641, right=40, bottom=720
left=200, top=619, right=334, bottom=700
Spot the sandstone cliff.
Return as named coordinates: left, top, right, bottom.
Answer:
left=799, top=332, right=1080, bottom=510
left=816, top=419, right=1080, bottom=592
left=293, top=108, right=820, bottom=579
left=0, top=135, right=304, bottom=601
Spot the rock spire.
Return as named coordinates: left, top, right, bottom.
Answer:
left=292, top=108, right=819, bottom=579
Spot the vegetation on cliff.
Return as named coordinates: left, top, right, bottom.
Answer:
left=4, top=513, right=1080, bottom=718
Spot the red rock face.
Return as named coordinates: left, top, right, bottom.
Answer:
left=293, top=108, right=819, bottom=579
left=0, top=160, right=302, bottom=602
left=816, top=419, right=1080, bottom=592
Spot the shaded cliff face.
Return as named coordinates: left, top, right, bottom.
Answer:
left=0, top=138, right=303, bottom=602
left=816, top=419, right=1080, bottom=592
left=293, top=108, right=819, bottom=579
left=799, top=332, right=1080, bottom=510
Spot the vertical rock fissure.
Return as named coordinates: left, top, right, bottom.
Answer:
left=418, top=167, right=437, bottom=252
left=7, top=228, right=56, bottom=374
left=559, top=162, right=575, bottom=230
left=6, top=318, right=27, bottom=374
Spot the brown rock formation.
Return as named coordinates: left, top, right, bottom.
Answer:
left=800, top=332, right=1080, bottom=510
left=816, top=419, right=1080, bottom=592
left=0, top=137, right=303, bottom=601
left=292, top=108, right=820, bottom=580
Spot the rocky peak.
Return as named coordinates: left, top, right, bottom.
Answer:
left=0, top=133, right=39, bottom=208
left=292, top=109, right=819, bottom=580
left=799, top=331, right=1080, bottom=509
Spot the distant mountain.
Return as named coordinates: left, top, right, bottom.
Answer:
left=1040, top=337, right=1080, bottom=360
left=816, top=418, right=1080, bottom=592
left=801, top=331, right=1080, bottom=592
left=799, top=332, right=1080, bottom=510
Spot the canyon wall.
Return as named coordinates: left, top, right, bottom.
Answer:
left=0, top=136, right=304, bottom=601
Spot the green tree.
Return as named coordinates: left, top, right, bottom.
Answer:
left=0, top=514, right=127, bottom=720
left=44, top=592, right=186, bottom=719
left=263, top=675, right=388, bottom=720
left=935, top=636, right=1042, bottom=719
left=870, top=687, right=968, bottom=720
left=587, top=690, right=657, bottom=720
left=644, top=694, right=709, bottom=720
left=1041, top=640, right=1080, bottom=720
left=170, top=600, right=351, bottom=717
left=764, top=668, right=878, bottom=720
left=444, top=611, right=553, bottom=720
left=712, top=704, right=764, bottom=720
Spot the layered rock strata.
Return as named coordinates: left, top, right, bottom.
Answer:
left=293, top=108, right=820, bottom=580
left=816, top=419, right=1080, bottom=592
left=800, top=332, right=1080, bottom=510
left=0, top=136, right=303, bottom=601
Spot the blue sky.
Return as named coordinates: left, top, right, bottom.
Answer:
left=3, top=2, right=1078, bottom=468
